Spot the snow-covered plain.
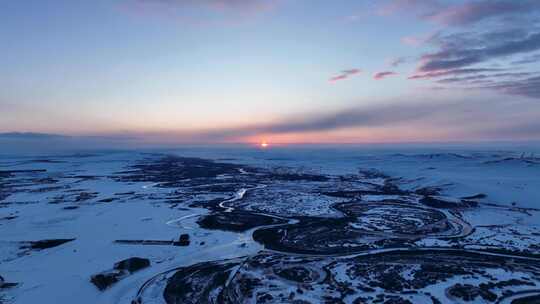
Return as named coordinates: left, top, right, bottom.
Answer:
left=0, top=145, right=539, bottom=303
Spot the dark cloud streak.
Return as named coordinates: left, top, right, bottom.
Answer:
left=422, top=0, right=539, bottom=26
left=191, top=101, right=461, bottom=140
left=476, top=76, right=540, bottom=99
left=382, top=0, right=540, bottom=27
left=436, top=72, right=534, bottom=84
left=409, top=68, right=503, bottom=79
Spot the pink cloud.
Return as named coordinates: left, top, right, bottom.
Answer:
left=329, top=69, right=361, bottom=83
left=374, top=71, right=397, bottom=80
left=401, top=36, right=424, bottom=46
left=136, top=0, right=273, bottom=11
left=377, top=0, right=440, bottom=16
left=205, top=0, right=276, bottom=13
left=124, top=0, right=278, bottom=24
left=401, top=31, right=440, bottom=47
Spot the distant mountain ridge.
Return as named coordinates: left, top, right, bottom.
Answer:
left=0, top=132, right=68, bottom=139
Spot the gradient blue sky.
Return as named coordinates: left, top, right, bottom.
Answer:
left=1, top=0, right=540, bottom=143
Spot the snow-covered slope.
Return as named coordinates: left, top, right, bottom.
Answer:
left=0, top=147, right=539, bottom=304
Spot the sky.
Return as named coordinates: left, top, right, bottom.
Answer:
left=1, top=0, right=540, bottom=144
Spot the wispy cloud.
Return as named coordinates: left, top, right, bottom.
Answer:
left=478, top=121, right=540, bottom=139
left=187, top=100, right=458, bottom=140
left=422, top=0, right=539, bottom=26
left=512, top=53, right=540, bottom=65
left=388, top=57, right=407, bottom=67
left=435, top=72, right=534, bottom=84
left=329, top=69, right=361, bottom=83
left=380, top=0, right=539, bottom=27
left=8, top=98, right=538, bottom=144
left=141, top=97, right=540, bottom=142
left=123, top=0, right=278, bottom=24
left=406, top=7, right=540, bottom=100
left=400, top=31, right=441, bottom=47
left=377, top=0, right=441, bottom=17
left=134, top=0, right=275, bottom=12
left=374, top=71, right=397, bottom=80
left=418, top=32, right=540, bottom=72
left=409, top=68, right=503, bottom=80
left=474, top=75, right=540, bottom=99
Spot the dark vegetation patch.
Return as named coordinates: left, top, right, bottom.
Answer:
left=461, top=193, right=487, bottom=200
left=197, top=211, right=286, bottom=232
left=0, top=169, right=55, bottom=201
left=115, top=234, right=191, bottom=247
left=98, top=198, right=117, bottom=203
left=115, top=156, right=244, bottom=187
left=162, top=260, right=240, bottom=304
left=321, top=182, right=405, bottom=198
left=447, top=283, right=497, bottom=302
left=252, top=200, right=456, bottom=255
left=47, top=189, right=100, bottom=204
left=511, top=294, right=540, bottom=304
left=188, top=198, right=227, bottom=211
left=274, top=266, right=320, bottom=283
left=0, top=275, right=18, bottom=289
left=414, top=187, right=442, bottom=196
left=176, top=234, right=190, bottom=246
left=420, top=196, right=478, bottom=209
left=114, top=257, right=150, bottom=273
left=0, top=170, right=47, bottom=176
left=161, top=250, right=540, bottom=304
left=21, top=238, right=75, bottom=250
left=1, top=215, right=17, bottom=220
left=252, top=216, right=409, bottom=255
left=63, top=206, right=79, bottom=210
left=265, top=172, right=329, bottom=182
left=334, top=201, right=450, bottom=235
left=91, top=257, right=151, bottom=291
